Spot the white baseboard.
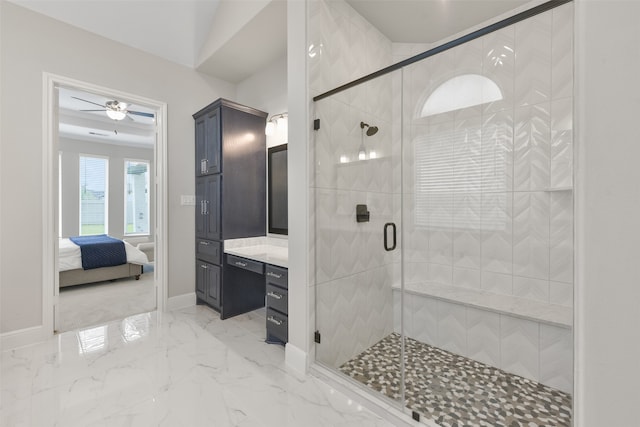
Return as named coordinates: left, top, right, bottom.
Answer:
left=1, top=325, right=48, bottom=351
left=167, top=292, right=196, bottom=311
left=285, top=342, right=308, bottom=375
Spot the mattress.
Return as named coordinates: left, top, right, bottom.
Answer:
left=59, top=237, right=149, bottom=271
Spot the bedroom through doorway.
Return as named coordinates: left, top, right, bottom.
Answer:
left=43, top=74, right=168, bottom=335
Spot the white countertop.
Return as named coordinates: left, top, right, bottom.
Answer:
left=224, top=237, right=288, bottom=268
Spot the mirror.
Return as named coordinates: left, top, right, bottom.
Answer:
left=268, top=144, right=288, bottom=235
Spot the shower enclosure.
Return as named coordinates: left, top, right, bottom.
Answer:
left=311, top=1, right=573, bottom=425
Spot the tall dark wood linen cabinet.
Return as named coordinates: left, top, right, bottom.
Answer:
left=193, top=99, right=267, bottom=318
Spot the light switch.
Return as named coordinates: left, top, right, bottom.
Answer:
left=181, top=195, right=196, bottom=206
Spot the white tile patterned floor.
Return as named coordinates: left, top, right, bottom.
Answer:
left=57, top=266, right=156, bottom=333
left=1, top=305, right=396, bottom=427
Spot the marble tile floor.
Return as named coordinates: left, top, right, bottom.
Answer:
left=340, top=333, right=572, bottom=427
left=1, top=305, right=397, bottom=427
left=57, top=265, right=156, bottom=333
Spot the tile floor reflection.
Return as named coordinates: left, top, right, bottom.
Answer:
left=1, top=306, right=394, bottom=427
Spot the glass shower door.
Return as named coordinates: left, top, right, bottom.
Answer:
left=398, top=6, right=574, bottom=424
left=313, top=71, right=406, bottom=408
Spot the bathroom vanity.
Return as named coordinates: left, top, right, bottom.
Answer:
left=224, top=237, right=289, bottom=343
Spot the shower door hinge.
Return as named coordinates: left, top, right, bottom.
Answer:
left=313, top=119, right=320, bottom=130
left=314, top=330, right=321, bottom=344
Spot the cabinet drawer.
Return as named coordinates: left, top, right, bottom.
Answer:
left=266, top=308, right=288, bottom=343
left=266, top=283, right=288, bottom=315
left=196, top=239, right=221, bottom=265
left=226, top=254, right=263, bottom=274
left=265, top=265, right=288, bottom=289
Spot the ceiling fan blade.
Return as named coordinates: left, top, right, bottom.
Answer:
left=127, top=110, right=155, bottom=118
left=71, top=96, right=106, bottom=108
left=125, top=113, right=135, bottom=121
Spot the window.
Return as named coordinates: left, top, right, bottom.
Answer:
left=414, top=123, right=509, bottom=231
left=124, top=160, right=150, bottom=235
left=58, top=152, right=62, bottom=238
left=79, top=155, right=108, bottom=235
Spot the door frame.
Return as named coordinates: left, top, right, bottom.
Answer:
left=42, top=73, right=168, bottom=334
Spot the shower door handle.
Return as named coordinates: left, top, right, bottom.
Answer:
left=384, top=222, right=396, bottom=251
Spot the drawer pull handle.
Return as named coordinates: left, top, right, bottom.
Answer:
left=235, top=261, right=247, bottom=267
left=267, top=272, right=282, bottom=279
left=267, top=291, right=283, bottom=300
left=200, top=264, right=208, bottom=270
left=267, top=316, right=283, bottom=326
left=199, top=241, right=210, bottom=246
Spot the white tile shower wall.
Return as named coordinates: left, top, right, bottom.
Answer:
left=308, top=0, right=393, bottom=98
left=396, top=289, right=573, bottom=394
left=310, top=0, right=396, bottom=368
left=399, top=4, right=573, bottom=309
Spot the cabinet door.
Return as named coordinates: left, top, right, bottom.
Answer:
left=204, top=108, right=221, bottom=174
left=195, top=115, right=207, bottom=177
left=195, top=107, right=221, bottom=176
left=196, top=261, right=221, bottom=309
left=206, top=263, right=221, bottom=309
left=196, top=175, right=221, bottom=240
left=204, top=175, right=220, bottom=240
left=196, top=261, right=207, bottom=301
left=195, top=177, right=207, bottom=238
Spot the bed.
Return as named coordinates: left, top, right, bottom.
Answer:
left=59, top=236, right=149, bottom=288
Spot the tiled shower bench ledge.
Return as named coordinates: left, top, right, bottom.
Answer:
left=393, top=282, right=572, bottom=329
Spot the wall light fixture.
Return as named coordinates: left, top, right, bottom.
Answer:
left=265, top=112, right=288, bottom=136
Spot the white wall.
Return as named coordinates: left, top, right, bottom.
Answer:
left=575, top=0, right=640, bottom=425
left=0, top=1, right=235, bottom=333
left=59, top=137, right=154, bottom=240
left=236, top=55, right=288, bottom=148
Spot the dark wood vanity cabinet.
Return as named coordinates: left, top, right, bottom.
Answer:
left=193, top=99, right=267, bottom=315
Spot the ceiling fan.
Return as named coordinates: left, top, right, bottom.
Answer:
left=72, top=96, right=155, bottom=121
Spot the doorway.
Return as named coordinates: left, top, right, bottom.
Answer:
left=42, top=74, right=168, bottom=334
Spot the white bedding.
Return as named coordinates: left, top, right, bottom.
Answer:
left=59, top=238, right=150, bottom=272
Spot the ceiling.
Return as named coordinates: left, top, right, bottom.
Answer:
left=9, top=0, right=534, bottom=143
left=345, top=0, right=531, bottom=44
left=7, top=0, right=221, bottom=68
left=10, top=0, right=537, bottom=74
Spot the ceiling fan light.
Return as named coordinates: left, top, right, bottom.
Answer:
left=106, top=109, right=126, bottom=121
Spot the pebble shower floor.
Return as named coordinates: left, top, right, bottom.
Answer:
left=339, top=333, right=571, bottom=427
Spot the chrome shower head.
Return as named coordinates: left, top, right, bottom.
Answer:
left=360, top=121, right=379, bottom=136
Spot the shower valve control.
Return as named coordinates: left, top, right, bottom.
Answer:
left=356, top=204, right=370, bottom=222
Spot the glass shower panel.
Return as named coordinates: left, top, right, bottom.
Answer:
left=313, top=70, right=405, bottom=408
